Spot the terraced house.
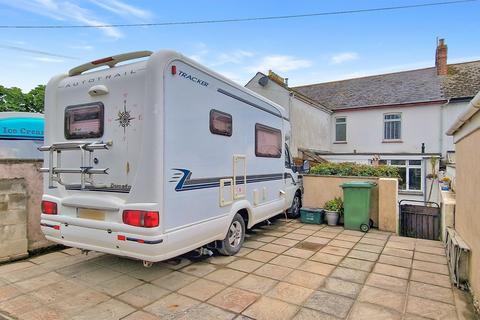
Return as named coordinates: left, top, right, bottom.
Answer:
left=247, top=39, right=480, bottom=202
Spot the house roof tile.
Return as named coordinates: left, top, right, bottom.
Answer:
left=293, top=60, right=480, bottom=110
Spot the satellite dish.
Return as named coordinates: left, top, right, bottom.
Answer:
left=258, top=76, right=269, bottom=87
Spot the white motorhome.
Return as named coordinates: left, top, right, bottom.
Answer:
left=40, top=50, right=304, bottom=265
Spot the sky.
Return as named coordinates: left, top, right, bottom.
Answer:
left=0, top=0, right=478, bottom=91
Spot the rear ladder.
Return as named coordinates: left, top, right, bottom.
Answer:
left=39, top=141, right=110, bottom=189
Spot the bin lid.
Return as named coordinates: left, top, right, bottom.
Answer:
left=340, top=181, right=376, bottom=188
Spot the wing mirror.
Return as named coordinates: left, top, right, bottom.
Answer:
left=302, top=160, right=310, bottom=173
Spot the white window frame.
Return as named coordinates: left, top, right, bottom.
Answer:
left=380, top=159, right=423, bottom=192
left=383, top=113, right=402, bottom=141
left=334, top=116, right=347, bottom=143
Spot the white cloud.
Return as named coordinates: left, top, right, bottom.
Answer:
left=330, top=52, right=359, bottom=65
left=69, top=44, right=94, bottom=51
left=211, top=50, right=255, bottom=66
left=246, top=55, right=312, bottom=73
left=0, top=0, right=125, bottom=39
left=32, top=56, right=64, bottom=63
left=88, top=0, right=151, bottom=20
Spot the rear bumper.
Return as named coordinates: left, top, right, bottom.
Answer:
left=41, top=217, right=173, bottom=262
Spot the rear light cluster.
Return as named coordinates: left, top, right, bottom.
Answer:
left=123, top=210, right=159, bottom=228
left=41, top=201, right=57, bottom=215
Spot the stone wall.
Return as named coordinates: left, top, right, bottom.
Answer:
left=302, top=175, right=398, bottom=233
left=0, top=159, right=50, bottom=251
left=0, top=178, right=28, bottom=262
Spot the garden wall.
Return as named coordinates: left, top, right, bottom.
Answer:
left=302, top=175, right=398, bottom=233
left=0, top=159, right=51, bottom=253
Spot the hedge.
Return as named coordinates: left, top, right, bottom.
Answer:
left=309, top=162, right=400, bottom=179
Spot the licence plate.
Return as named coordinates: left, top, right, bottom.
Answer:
left=78, top=208, right=105, bottom=221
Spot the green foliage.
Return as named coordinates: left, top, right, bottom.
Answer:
left=324, top=197, right=343, bottom=212
left=310, top=162, right=400, bottom=179
left=0, top=85, right=45, bottom=113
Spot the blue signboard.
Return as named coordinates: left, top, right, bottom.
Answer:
left=0, top=117, right=44, bottom=140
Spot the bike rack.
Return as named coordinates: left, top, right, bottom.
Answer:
left=38, top=141, right=110, bottom=190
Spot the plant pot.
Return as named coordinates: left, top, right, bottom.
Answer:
left=325, top=210, right=340, bottom=226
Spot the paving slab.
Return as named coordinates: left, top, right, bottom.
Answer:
left=339, top=258, right=375, bottom=272
left=412, top=259, right=449, bottom=275
left=254, top=263, right=293, bottom=280
left=175, top=303, right=236, bottom=320
left=269, top=255, right=305, bottom=269
left=319, top=246, right=350, bottom=257
left=71, top=298, right=135, bottom=320
left=414, top=252, right=448, bottom=264
left=406, top=295, right=458, bottom=319
left=348, top=301, right=402, bottom=320
left=208, top=287, right=259, bottom=313
left=293, top=308, right=339, bottom=320
left=266, top=282, right=314, bottom=305
left=353, top=243, right=384, bottom=253
left=178, top=278, right=226, bottom=301
left=357, top=285, right=406, bottom=313
left=226, top=258, right=264, bottom=273
left=330, top=267, right=369, bottom=284
left=377, top=254, right=412, bottom=268
left=242, top=296, right=299, bottom=320
left=298, top=261, right=335, bottom=276
left=347, top=250, right=379, bottom=262
left=410, top=270, right=452, bottom=288
left=304, top=291, right=354, bottom=318
left=321, top=277, right=362, bottom=299
left=245, top=250, right=278, bottom=263
left=365, top=273, right=408, bottom=293
left=152, top=271, right=198, bottom=291
left=408, top=281, right=454, bottom=304
left=382, top=247, right=414, bottom=259
left=372, top=263, right=410, bottom=279
left=205, top=268, right=247, bottom=285
left=283, top=270, right=326, bottom=290
left=144, top=292, right=201, bottom=318
left=309, top=252, right=343, bottom=265
left=233, top=274, right=278, bottom=294
left=117, top=283, right=170, bottom=308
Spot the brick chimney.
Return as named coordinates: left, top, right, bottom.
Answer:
left=435, top=38, right=448, bottom=76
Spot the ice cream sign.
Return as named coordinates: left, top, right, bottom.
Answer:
left=0, top=116, right=44, bottom=140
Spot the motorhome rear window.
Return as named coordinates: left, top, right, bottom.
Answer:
left=64, top=103, right=104, bottom=139
left=210, top=109, right=232, bottom=136
left=255, top=123, right=282, bottom=158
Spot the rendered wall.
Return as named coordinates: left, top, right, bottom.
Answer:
left=454, top=126, right=480, bottom=308
left=0, top=159, right=50, bottom=251
left=303, top=175, right=381, bottom=228
left=246, top=73, right=331, bottom=157
left=0, top=178, right=28, bottom=262
left=331, top=104, right=443, bottom=154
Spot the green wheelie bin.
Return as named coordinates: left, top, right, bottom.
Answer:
left=341, top=181, right=376, bottom=232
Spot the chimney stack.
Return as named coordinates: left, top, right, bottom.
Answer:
left=436, top=38, right=448, bottom=76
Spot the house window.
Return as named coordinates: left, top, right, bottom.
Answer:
left=384, top=113, right=401, bottom=140
left=210, top=109, right=232, bottom=136
left=335, top=117, right=346, bottom=142
left=255, top=124, right=282, bottom=158
left=382, top=159, right=422, bottom=192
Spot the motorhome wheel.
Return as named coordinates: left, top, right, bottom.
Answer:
left=218, top=213, right=245, bottom=256
left=287, top=193, right=301, bottom=219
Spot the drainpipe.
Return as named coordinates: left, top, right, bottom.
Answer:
left=439, top=99, right=450, bottom=158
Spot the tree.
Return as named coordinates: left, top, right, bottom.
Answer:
left=0, top=85, right=45, bottom=113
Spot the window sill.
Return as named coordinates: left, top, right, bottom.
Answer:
left=382, top=140, right=403, bottom=143
left=333, top=141, right=347, bottom=144
left=399, top=190, right=423, bottom=196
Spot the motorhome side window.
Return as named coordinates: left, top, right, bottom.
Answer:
left=64, top=103, right=104, bottom=139
left=210, top=109, right=232, bottom=136
left=255, top=124, right=282, bottom=158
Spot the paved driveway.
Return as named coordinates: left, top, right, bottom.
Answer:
left=0, top=218, right=476, bottom=320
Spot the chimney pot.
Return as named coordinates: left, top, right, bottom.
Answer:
left=436, top=38, right=448, bottom=76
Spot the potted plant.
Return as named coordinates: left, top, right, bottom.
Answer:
left=324, top=197, right=343, bottom=226
left=440, top=177, right=451, bottom=191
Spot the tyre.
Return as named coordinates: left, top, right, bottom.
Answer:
left=218, top=213, right=245, bottom=256
left=360, top=223, right=370, bottom=233
left=287, top=193, right=301, bottom=219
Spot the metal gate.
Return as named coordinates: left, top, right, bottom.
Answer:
left=399, top=200, right=440, bottom=240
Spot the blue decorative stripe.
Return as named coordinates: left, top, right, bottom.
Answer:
left=172, top=169, right=286, bottom=192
